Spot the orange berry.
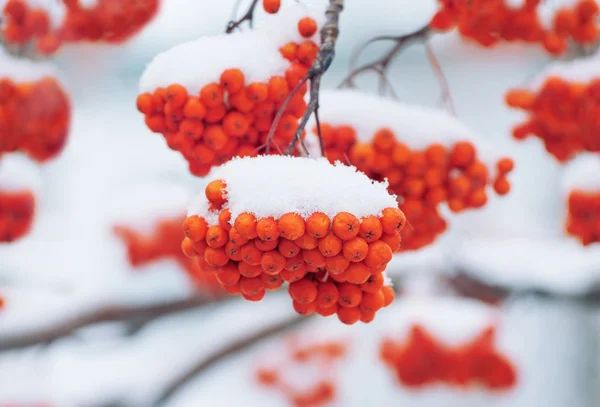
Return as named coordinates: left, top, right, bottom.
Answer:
left=296, top=41, right=319, bottom=65
left=206, top=225, right=228, bottom=248
left=136, top=93, right=155, bottom=114
left=204, top=247, right=229, bottom=267
left=240, top=241, right=262, bottom=265
left=219, top=209, right=232, bottom=231
left=222, top=112, right=250, bottom=138
left=450, top=141, right=476, bottom=168
left=497, top=158, right=514, bottom=174
left=373, top=128, right=396, bottom=151
left=263, top=0, right=281, bottom=14
left=278, top=238, right=301, bottom=258
left=239, top=262, right=263, bottom=278
left=325, top=254, right=350, bottom=275
left=316, top=303, right=338, bottom=317
left=225, top=241, right=242, bottom=261
left=205, top=180, right=227, bottom=206
left=268, top=76, right=289, bottom=103
left=166, top=84, right=188, bottom=108
left=281, top=267, right=307, bottom=283
left=204, top=125, right=229, bottom=151
left=505, top=89, right=535, bottom=109
left=243, top=290, right=266, bottom=301
left=229, top=227, right=249, bottom=246
left=469, top=188, right=488, bottom=208
left=181, top=237, right=199, bottom=258
left=256, top=217, right=279, bottom=241
left=359, top=216, right=383, bottom=243
left=280, top=42, right=298, bottom=60
left=345, top=262, right=371, bottom=284
left=349, top=143, right=376, bottom=171
left=332, top=212, right=360, bottom=240
left=318, top=232, right=343, bottom=257
left=306, top=212, right=331, bottom=238
left=240, top=276, right=266, bottom=296
left=200, top=83, right=223, bottom=108
left=289, top=278, right=318, bottom=303
left=220, top=68, right=245, bottom=93
left=293, top=300, right=316, bottom=316
left=494, top=176, right=511, bottom=195
left=235, top=213, right=258, bottom=239
left=285, top=254, right=304, bottom=271
left=303, top=249, right=327, bottom=268
left=223, top=281, right=241, bottom=294
left=183, top=97, right=207, bottom=120
left=216, top=263, right=241, bottom=286
left=360, top=291, right=384, bottom=313
left=380, top=207, right=406, bottom=235
left=295, top=234, right=318, bottom=250
left=298, top=17, right=318, bottom=38
left=342, top=237, right=369, bottom=262
left=381, top=286, right=395, bottom=306
left=246, top=83, right=269, bottom=103
left=364, top=240, right=393, bottom=269
left=262, top=273, right=284, bottom=290
left=425, top=143, right=448, bottom=165
left=315, top=282, right=339, bottom=306
left=255, top=237, right=279, bottom=251
left=183, top=215, right=208, bottom=242
left=391, top=143, right=411, bottom=166
left=261, top=250, right=286, bottom=275
left=360, top=310, right=376, bottom=323
left=278, top=213, right=306, bottom=240
left=337, top=306, right=361, bottom=325
left=361, top=273, right=384, bottom=293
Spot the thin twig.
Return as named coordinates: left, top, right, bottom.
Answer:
left=424, top=40, right=455, bottom=115
left=152, top=314, right=311, bottom=407
left=281, top=0, right=344, bottom=156
left=0, top=295, right=228, bottom=351
left=225, top=0, right=260, bottom=33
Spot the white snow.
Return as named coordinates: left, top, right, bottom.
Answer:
left=188, top=155, right=398, bottom=222
left=0, top=154, right=41, bottom=193
left=451, top=237, right=600, bottom=295
left=0, top=48, right=59, bottom=83
left=562, top=153, right=600, bottom=193
left=139, top=3, right=325, bottom=95
left=306, top=89, right=509, bottom=170
left=532, top=49, right=600, bottom=88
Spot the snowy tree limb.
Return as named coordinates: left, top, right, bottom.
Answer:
left=0, top=295, right=229, bottom=351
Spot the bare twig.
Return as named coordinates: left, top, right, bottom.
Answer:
left=0, top=295, right=228, bottom=351
left=424, top=40, right=455, bottom=115
left=226, top=0, right=260, bottom=33
left=152, top=314, right=311, bottom=407
left=282, top=0, right=344, bottom=156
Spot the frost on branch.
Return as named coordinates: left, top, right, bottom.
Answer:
left=183, top=156, right=401, bottom=324
left=137, top=4, right=325, bottom=176
left=0, top=49, right=70, bottom=162
left=0, top=154, right=39, bottom=243
left=305, top=89, right=514, bottom=251
left=256, top=336, right=347, bottom=407
left=429, top=0, right=599, bottom=55
left=0, top=0, right=160, bottom=55
left=506, top=51, right=600, bottom=162
left=563, top=154, right=600, bottom=245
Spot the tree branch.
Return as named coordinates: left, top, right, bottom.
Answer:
left=0, top=295, right=228, bottom=351
left=226, top=0, right=260, bottom=33
left=152, top=314, right=311, bottom=407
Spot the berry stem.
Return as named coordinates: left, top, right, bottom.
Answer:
left=226, top=0, right=260, bottom=33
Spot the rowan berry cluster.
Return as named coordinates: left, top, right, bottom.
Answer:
left=1, top=0, right=160, bottom=55
left=256, top=339, right=347, bottom=407
left=114, top=216, right=224, bottom=295
left=380, top=324, right=517, bottom=390
left=0, top=189, right=35, bottom=243
left=566, top=190, right=600, bottom=245
left=0, top=76, right=70, bottom=162
left=506, top=76, right=600, bottom=162
left=317, top=124, right=513, bottom=250
left=430, top=0, right=599, bottom=55
left=182, top=176, right=401, bottom=324
left=380, top=325, right=517, bottom=390
left=137, top=16, right=320, bottom=177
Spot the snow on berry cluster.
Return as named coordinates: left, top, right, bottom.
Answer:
left=256, top=337, right=347, bottom=407
left=137, top=4, right=324, bottom=177
left=0, top=154, right=39, bottom=243
left=1, top=0, right=159, bottom=55
left=0, top=49, right=70, bottom=162
left=380, top=324, right=517, bottom=390
left=506, top=52, right=600, bottom=162
left=430, top=0, right=599, bottom=55
left=306, top=89, right=514, bottom=252
left=182, top=156, right=401, bottom=324
left=563, top=154, right=600, bottom=245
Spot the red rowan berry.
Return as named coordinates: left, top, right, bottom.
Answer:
left=380, top=208, right=406, bottom=235
left=278, top=213, right=306, bottom=240
left=337, top=306, right=361, bottom=325
left=280, top=42, right=298, bottom=60
left=263, top=0, right=281, bottom=14
left=219, top=209, right=232, bottom=231
left=360, top=311, right=375, bottom=323
left=316, top=303, right=338, bottom=317
left=262, top=273, right=284, bottom=290
left=342, top=237, right=369, bottom=262
left=293, top=300, right=316, bottom=316
left=206, top=225, right=228, bottom=248
left=364, top=240, right=393, bottom=269
left=183, top=215, right=208, bottom=242
left=220, top=68, right=245, bottom=93
left=325, top=254, right=350, bottom=275
left=281, top=267, right=307, bottom=283
left=316, top=282, right=339, bottom=306
left=229, top=227, right=249, bottom=246
left=359, top=216, right=383, bottom=243
left=205, top=180, right=227, bottom=207
left=295, top=234, right=318, bottom=250
left=450, top=141, right=476, bottom=168
left=382, top=286, right=395, bottom=306
left=239, top=261, right=263, bottom=278
left=183, top=97, right=207, bottom=120
left=235, top=213, right=258, bottom=239
left=225, top=241, right=242, bottom=261
left=241, top=241, right=262, bottom=265
left=289, top=279, right=318, bottom=303
left=241, top=276, right=266, bottom=296
left=205, top=247, right=229, bottom=267
left=136, top=93, right=155, bottom=114
left=257, top=217, right=279, bottom=241
left=345, top=263, right=370, bottom=284
left=497, top=158, right=514, bottom=174
left=306, top=212, right=330, bottom=238
left=360, top=291, right=384, bottom=313
left=285, top=254, right=304, bottom=271
left=278, top=238, right=301, bottom=257
left=166, top=84, right=188, bottom=108
left=332, top=212, right=360, bottom=240
left=338, top=283, right=362, bottom=307
left=361, top=273, right=384, bottom=293
left=247, top=83, right=269, bottom=103
left=181, top=237, right=198, bottom=258
left=216, top=263, right=241, bottom=286
left=303, top=249, right=327, bottom=268
left=204, top=125, right=228, bottom=151
left=243, top=290, right=266, bottom=302
left=298, top=17, right=318, bottom=38
left=261, top=250, right=286, bottom=275
left=318, top=232, right=343, bottom=257
left=200, top=83, right=223, bottom=107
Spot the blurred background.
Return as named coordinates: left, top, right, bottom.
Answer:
left=1, top=0, right=599, bottom=406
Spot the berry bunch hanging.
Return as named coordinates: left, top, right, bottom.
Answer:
left=181, top=156, right=401, bottom=324
left=380, top=324, right=517, bottom=390
left=137, top=8, right=323, bottom=176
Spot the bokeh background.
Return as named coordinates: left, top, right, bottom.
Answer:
left=1, top=0, right=599, bottom=406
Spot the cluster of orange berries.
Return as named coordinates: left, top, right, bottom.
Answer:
left=1, top=0, right=159, bottom=55
left=506, top=76, right=600, bottom=162
left=113, top=216, right=224, bottom=296
left=0, top=76, right=70, bottom=162
left=137, top=17, right=320, bottom=176
left=566, top=190, right=600, bottom=245
left=0, top=189, right=35, bottom=243
left=380, top=324, right=517, bottom=390
left=317, top=124, right=513, bottom=250
left=181, top=180, right=401, bottom=324
left=256, top=339, right=347, bottom=407
left=430, top=0, right=599, bottom=55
